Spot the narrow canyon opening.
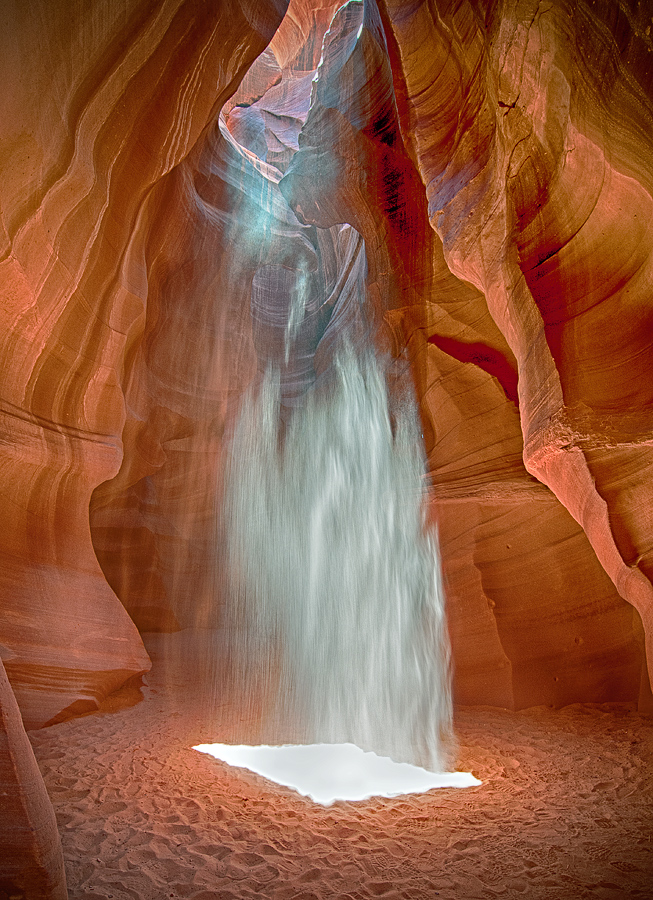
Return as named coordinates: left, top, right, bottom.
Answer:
left=190, top=2, right=474, bottom=796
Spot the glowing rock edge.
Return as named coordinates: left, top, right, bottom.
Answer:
left=193, top=743, right=481, bottom=806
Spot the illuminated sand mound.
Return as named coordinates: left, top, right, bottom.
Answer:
left=193, top=742, right=481, bottom=806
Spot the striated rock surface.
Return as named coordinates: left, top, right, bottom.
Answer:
left=0, top=0, right=289, bottom=727
left=379, top=0, right=653, bottom=704
left=0, top=658, right=67, bottom=898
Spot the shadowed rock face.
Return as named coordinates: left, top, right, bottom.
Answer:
left=0, top=658, right=67, bottom=899
left=2, top=1, right=653, bottom=887
left=379, top=0, right=653, bottom=706
left=1, top=0, right=652, bottom=733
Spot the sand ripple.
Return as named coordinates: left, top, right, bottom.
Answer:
left=29, top=632, right=653, bottom=900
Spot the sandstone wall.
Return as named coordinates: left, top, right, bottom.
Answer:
left=379, top=0, right=653, bottom=705
left=0, top=658, right=67, bottom=898
left=0, top=0, right=289, bottom=727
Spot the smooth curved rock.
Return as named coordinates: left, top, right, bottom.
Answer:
left=268, top=0, right=343, bottom=71
left=0, top=0, right=289, bottom=726
left=380, top=0, right=653, bottom=702
left=0, top=658, right=67, bottom=899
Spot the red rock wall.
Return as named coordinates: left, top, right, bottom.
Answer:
left=0, top=0, right=289, bottom=728
left=380, top=0, right=653, bottom=705
left=0, top=658, right=67, bottom=898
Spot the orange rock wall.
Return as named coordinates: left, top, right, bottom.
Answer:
left=380, top=0, right=653, bottom=704
left=0, top=0, right=289, bottom=729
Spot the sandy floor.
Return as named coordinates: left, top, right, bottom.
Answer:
left=30, top=631, right=653, bottom=900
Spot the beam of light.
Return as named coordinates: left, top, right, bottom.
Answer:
left=224, top=345, right=453, bottom=771
left=193, top=742, right=481, bottom=806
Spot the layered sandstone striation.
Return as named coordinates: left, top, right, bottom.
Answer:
left=0, top=0, right=290, bottom=728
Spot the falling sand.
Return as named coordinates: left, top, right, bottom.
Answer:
left=29, top=630, right=653, bottom=900
left=224, top=346, right=453, bottom=771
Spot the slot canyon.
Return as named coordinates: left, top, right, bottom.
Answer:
left=1, top=0, right=652, bottom=898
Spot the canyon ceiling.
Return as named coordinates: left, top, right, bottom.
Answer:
left=1, top=0, right=652, bottom=892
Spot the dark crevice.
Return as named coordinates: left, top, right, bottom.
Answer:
left=427, top=334, right=519, bottom=405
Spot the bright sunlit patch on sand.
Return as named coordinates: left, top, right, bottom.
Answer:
left=193, top=743, right=481, bottom=806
